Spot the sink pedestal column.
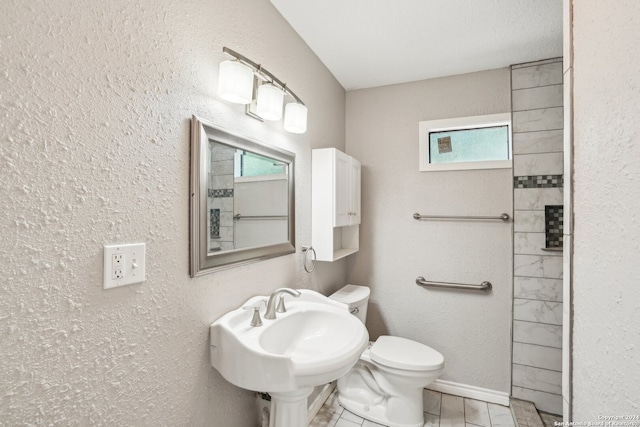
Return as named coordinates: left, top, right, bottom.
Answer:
left=269, top=387, right=313, bottom=427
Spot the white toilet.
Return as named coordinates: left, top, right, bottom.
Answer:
left=330, top=285, right=445, bottom=427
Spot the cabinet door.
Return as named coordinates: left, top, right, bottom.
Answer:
left=333, top=150, right=351, bottom=227
left=350, top=158, right=361, bottom=225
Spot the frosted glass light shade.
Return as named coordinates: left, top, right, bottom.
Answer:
left=256, top=84, right=284, bottom=121
left=284, top=103, right=308, bottom=134
left=218, top=60, right=254, bottom=104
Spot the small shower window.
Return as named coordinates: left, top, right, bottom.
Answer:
left=419, top=113, right=512, bottom=171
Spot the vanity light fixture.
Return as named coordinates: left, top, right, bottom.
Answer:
left=217, top=60, right=254, bottom=105
left=284, top=102, right=308, bottom=134
left=217, top=47, right=307, bottom=134
left=256, top=83, right=284, bottom=121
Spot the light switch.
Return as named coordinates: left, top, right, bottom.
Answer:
left=103, top=243, right=146, bottom=289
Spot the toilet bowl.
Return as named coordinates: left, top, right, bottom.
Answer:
left=330, top=285, right=444, bottom=427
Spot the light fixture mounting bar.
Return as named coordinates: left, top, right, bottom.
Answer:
left=222, top=47, right=304, bottom=105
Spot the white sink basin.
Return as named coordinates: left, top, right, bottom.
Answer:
left=210, top=289, right=369, bottom=393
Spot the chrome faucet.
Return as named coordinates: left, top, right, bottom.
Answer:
left=264, top=288, right=301, bottom=320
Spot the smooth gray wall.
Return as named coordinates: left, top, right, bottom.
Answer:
left=0, top=0, right=347, bottom=425
left=345, top=69, right=513, bottom=393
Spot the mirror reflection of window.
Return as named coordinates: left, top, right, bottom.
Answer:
left=237, top=150, right=286, bottom=177
left=207, top=141, right=289, bottom=255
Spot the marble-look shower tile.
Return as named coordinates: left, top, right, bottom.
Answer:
left=514, top=152, right=564, bottom=176
left=423, top=389, right=442, bottom=416
left=514, top=299, right=563, bottom=325
left=512, top=61, right=563, bottom=90
left=513, top=107, right=563, bottom=133
left=513, top=364, right=562, bottom=395
left=216, top=226, right=234, bottom=241
left=487, top=403, right=516, bottom=427
left=513, top=129, right=563, bottom=155
left=219, top=241, right=235, bottom=251
left=512, top=84, right=563, bottom=111
left=514, top=211, right=546, bottom=233
left=211, top=173, right=234, bottom=189
left=512, top=387, right=563, bottom=415
left=211, top=142, right=236, bottom=158
left=514, top=188, right=563, bottom=211
left=440, top=394, right=465, bottom=427
left=220, top=211, right=235, bottom=225
left=514, top=277, right=563, bottom=302
left=513, top=342, right=562, bottom=371
left=514, top=232, right=552, bottom=256
left=211, top=197, right=233, bottom=211
left=211, top=159, right=234, bottom=174
left=513, top=320, right=562, bottom=348
left=514, top=255, right=563, bottom=279
left=464, top=399, right=491, bottom=427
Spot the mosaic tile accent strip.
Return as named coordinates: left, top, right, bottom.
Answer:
left=209, top=208, right=220, bottom=238
left=545, top=205, right=563, bottom=248
left=208, top=188, right=234, bottom=198
left=514, top=175, right=564, bottom=189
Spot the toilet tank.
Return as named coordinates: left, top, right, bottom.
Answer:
left=329, top=284, right=370, bottom=324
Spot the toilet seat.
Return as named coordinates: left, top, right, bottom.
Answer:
left=370, top=335, right=444, bottom=371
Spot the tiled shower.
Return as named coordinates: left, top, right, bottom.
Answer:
left=511, top=58, right=564, bottom=414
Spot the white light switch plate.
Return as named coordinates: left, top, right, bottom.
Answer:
left=103, top=243, right=146, bottom=289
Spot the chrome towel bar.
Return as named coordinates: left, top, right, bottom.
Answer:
left=416, top=276, right=492, bottom=292
left=413, top=212, right=510, bottom=222
left=234, top=214, right=288, bottom=220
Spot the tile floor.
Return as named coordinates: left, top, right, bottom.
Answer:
left=539, top=412, right=562, bottom=427
left=510, top=399, right=544, bottom=427
left=310, top=389, right=517, bottom=427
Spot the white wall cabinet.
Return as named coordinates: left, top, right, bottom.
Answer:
left=312, top=148, right=361, bottom=261
left=333, top=149, right=361, bottom=227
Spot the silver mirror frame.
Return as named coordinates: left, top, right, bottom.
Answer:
left=190, top=115, right=295, bottom=277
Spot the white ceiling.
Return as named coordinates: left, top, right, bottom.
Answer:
left=270, top=0, right=563, bottom=90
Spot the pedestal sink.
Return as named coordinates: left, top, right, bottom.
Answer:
left=210, top=289, right=369, bottom=427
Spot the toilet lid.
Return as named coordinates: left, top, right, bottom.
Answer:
left=370, top=336, right=444, bottom=371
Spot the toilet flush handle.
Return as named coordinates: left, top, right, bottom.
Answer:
left=350, top=308, right=359, bottom=315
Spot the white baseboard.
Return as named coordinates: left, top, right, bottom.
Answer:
left=427, top=379, right=510, bottom=406
left=307, top=382, right=337, bottom=425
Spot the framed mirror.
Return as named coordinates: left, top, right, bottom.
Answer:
left=190, top=115, right=295, bottom=276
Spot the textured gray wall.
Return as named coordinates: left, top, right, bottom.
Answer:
left=0, top=1, right=346, bottom=425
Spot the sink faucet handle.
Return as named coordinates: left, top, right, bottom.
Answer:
left=276, top=295, right=289, bottom=313
left=242, top=300, right=266, bottom=327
